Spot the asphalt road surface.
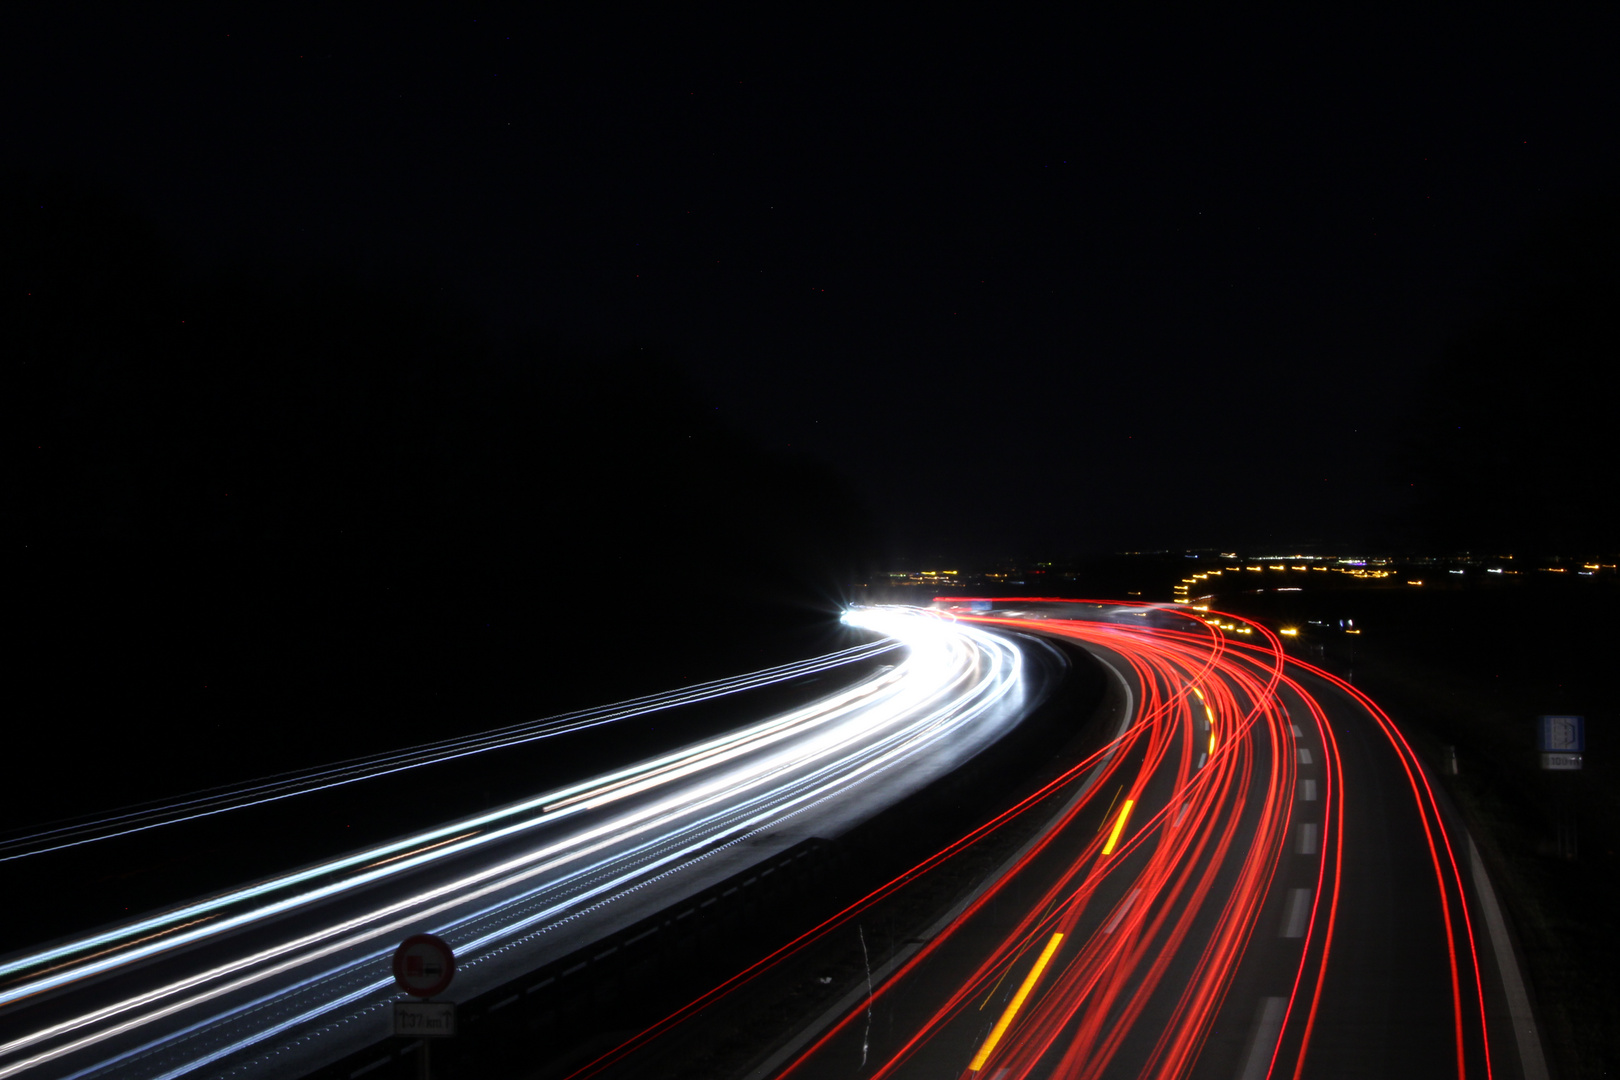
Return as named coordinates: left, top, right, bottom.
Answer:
left=0, top=609, right=1066, bottom=1080
left=1, top=601, right=1547, bottom=1080
left=741, top=601, right=1547, bottom=1080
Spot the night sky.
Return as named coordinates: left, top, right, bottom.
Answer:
left=6, top=11, right=1618, bottom=558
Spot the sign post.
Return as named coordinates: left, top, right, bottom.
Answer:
left=1537, top=714, right=1584, bottom=770
left=393, top=934, right=456, bottom=1079
left=1537, top=716, right=1584, bottom=860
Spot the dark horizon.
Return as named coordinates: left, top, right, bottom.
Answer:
left=7, top=11, right=1620, bottom=562
left=10, top=167, right=1619, bottom=566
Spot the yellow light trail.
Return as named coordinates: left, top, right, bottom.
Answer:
left=357, top=831, right=480, bottom=872
left=1097, top=786, right=1123, bottom=833
left=968, top=932, right=1065, bottom=1072
left=1102, top=799, right=1136, bottom=856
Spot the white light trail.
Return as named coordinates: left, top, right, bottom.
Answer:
left=0, top=607, right=1032, bottom=1080
left=0, top=640, right=903, bottom=863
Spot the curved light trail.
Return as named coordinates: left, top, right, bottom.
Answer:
left=0, top=638, right=906, bottom=863
left=0, top=609, right=1040, bottom=1080
left=575, top=601, right=1507, bottom=1080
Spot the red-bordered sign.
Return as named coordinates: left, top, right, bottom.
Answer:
left=392, top=933, right=455, bottom=998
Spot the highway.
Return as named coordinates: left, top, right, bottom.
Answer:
left=705, top=601, right=1547, bottom=1080
left=1, top=601, right=1548, bottom=1080
left=0, top=609, right=1064, bottom=1080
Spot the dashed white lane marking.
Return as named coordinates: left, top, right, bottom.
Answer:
left=1175, top=803, right=1190, bottom=827
left=1290, top=723, right=1303, bottom=737
left=1197, top=751, right=1207, bottom=769
left=1300, top=779, right=1317, bottom=802
left=1469, top=836, right=1551, bottom=1080
left=1297, top=748, right=1313, bottom=765
left=1296, top=823, right=1318, bottom=855
left=1237, top=996, right=1287, bottom=1080
left=1279, top=888, right=1312, bottom=938
left=1103, top=889, right=1142, bottom=934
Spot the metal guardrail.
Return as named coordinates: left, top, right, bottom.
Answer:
left=313, top=838, right=839, bottom=1080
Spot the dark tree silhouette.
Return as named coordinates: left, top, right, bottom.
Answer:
left=3, top=173, right=876, bottom=811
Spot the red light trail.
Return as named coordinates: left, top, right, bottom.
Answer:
left=574, top=601, right=1499, bottom=1080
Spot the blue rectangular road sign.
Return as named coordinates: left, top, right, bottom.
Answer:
left=1538, top=715, right=1585, bottom=753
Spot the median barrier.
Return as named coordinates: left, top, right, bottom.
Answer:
left=309, top=634, right=1106, bottom=1079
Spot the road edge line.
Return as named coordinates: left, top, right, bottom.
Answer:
left=1467, top=835, right=1550, bottom=1080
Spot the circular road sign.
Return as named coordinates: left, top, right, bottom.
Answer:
left=392, top=933, right=455, bottom=998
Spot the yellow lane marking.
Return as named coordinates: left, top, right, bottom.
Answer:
left=1102, top=799, right=1136, bottom=856
left=968, top=932, right=1065, bottom=1072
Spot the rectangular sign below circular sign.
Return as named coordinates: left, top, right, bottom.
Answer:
left=394, top=1001, right=456, bottom=1037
